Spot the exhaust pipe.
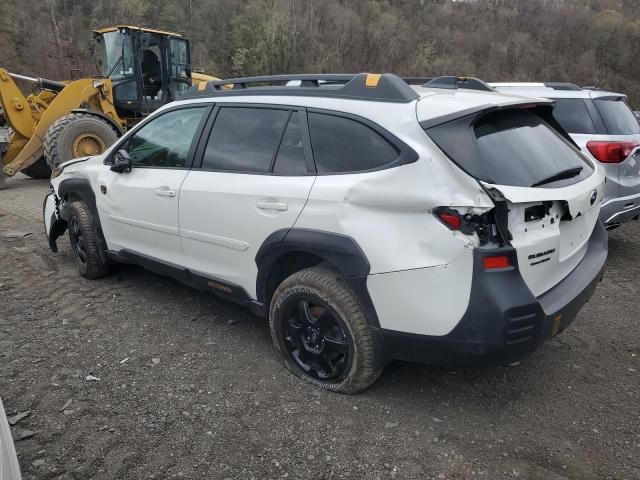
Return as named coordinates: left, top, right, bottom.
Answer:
left=8, top=72, right=66, bottom=93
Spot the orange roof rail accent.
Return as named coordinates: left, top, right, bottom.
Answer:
left=365, top=73, right=382, bottom=88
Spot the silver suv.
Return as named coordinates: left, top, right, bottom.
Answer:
left=492, top=83, right=640, bottom=229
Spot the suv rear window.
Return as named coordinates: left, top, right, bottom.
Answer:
left=427, top=109, right=594, bottom=188
left=551, top=99, right=596, bottom=134
left=594, top=98, right=640, bottom=135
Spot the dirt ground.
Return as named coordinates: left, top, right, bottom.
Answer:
left=1, top=175, right=639, bottom=480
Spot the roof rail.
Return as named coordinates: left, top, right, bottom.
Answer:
left=185, top=73, right=420, bottom=103
left=543, top=82, right=582, bottom=91
left=407, top=76, right=495, bottom=92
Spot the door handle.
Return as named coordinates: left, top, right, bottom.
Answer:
left=256, top=202, right=288, bottom=211
left=154, top=188, right=176, bottom=197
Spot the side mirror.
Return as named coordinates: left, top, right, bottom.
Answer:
left=110, top=149, right=132, bottom=173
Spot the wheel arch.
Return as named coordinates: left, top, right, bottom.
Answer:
left=255, top=228, right=380, bottom=328
left=58, top=178, right=100, bottom=226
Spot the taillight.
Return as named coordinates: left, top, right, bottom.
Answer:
left=586, top=141, right=639, bottom=163
left=483, top=255, right=512, bottom=270
left=436, top=211, right=462, bottom=230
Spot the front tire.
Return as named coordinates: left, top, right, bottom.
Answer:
left=44, top=113, right=119, bottom=169
left=68, top=201, right=110, bottom=279
left=269, top=265, right=382, bottom=394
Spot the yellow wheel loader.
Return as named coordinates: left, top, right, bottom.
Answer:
left=0, top=26, right=218, bottom=188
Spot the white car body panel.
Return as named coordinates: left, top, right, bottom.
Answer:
left=179, top=171, right=315, bottom=296
left=95, top=168, right=188, bottom=266
left=367, top=247, right=473, bottom=335
left=0, top=398, right=22, bottom=480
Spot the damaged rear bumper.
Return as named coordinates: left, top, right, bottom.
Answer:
left=381, top=221, right=608, bottom=368
left=43, top=190, right=66, bottom=252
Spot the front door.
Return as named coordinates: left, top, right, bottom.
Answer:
left=96, top=106, right=208, bottom=266
left=179, top=106, right=315, bottom=297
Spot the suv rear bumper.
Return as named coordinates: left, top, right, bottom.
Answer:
left=600, top=192, right=640, bottom=226
left=380, top=221, right=608, bottom=368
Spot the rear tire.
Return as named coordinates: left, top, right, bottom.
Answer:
left=269, top=265, right=382, bottom=394
left=21, top=158, right=52, bottom=179
left=68, top=201, right=110, bottom=279
left=44, top=113, right=119, bottom=169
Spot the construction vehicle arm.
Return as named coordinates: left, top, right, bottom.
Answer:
left=0, top=69, right=120, bottom=176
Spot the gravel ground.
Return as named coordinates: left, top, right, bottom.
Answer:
left=1, top=175, right=639, bottom=480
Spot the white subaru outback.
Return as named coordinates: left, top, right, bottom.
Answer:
left=44, top=74, right=608, bottom=393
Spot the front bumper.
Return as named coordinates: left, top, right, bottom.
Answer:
left=43, top=190, right=67, bottom=252
left=600, top=192, right=640, bottom=226
left=381, top=221, right=608, bottom=368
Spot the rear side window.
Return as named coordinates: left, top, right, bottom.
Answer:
left=308, top=113, right=399, bottom=174
left=551, top=99, right=596, bottom=134
left=202, top=107, right=289, bottom=173
left=427, top=109, right=594, bottom=188
left=594, top=98, right=640, bottom=135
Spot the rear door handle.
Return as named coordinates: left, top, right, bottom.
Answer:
left=154, top=188, right=176, bottom=197
left=256, top=202, right=288, bottom=211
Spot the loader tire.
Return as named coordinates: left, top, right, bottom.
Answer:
left=44, top=113, right=119, bottom=169
left=21, top=158, right=52, bottom=179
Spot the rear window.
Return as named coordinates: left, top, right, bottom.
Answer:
left=427, top=109, right=594, bottom=188
left=594, top=98, right=640, bottom=135
left=551, top=99, right=596, bottom=134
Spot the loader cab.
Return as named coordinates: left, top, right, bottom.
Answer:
left=93, top=26, right=192, bottom=120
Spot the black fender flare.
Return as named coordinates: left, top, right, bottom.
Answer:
left=70, top=108, right=125, bottom=136
left=255, top=228, right=380, bottom=329
left=57, top=177, right=109, bottom=264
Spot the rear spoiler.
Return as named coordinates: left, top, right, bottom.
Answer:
left=420, top=101, right=579, bottom=149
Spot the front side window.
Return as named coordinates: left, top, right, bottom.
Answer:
left=308, top=113, right=399, bottom=174
left=202, top=107, right=290, bottom=173
left=125, top=107, right=206, bottom=168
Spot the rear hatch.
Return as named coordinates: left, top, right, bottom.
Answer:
left=424, top=105, right=605, bottom=297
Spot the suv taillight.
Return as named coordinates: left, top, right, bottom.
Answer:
left=586, top=141, right=639, bottom=163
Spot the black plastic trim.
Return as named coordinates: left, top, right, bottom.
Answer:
left=58, top=178, right=99, bottom=223
left=382, top=221, right=608, bottom=367
left=106, top=249, right=266, bottom=316
left=255, top=228, right=380, bottom=328
left=184, top=73, right=420, bottom=104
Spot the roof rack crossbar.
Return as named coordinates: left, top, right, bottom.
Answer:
left=187, top=73, right=420, bottom=103
left=419, top=76, right=496, bottom=92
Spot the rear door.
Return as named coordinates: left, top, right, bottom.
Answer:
left=179, top=105, right=315, bottom=297
left=96, top=106, right=208, bottom=265
left=426, top=107, right=605, bottom=297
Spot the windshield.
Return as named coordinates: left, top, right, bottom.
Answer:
left=99, top=31, right=135, bottom=80
left=426, top=109, right=594, bottom=188
left=594, top=97, right=640, bottom=135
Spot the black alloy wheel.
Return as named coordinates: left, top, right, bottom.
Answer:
left=282, top=297, right=352, bottom=381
